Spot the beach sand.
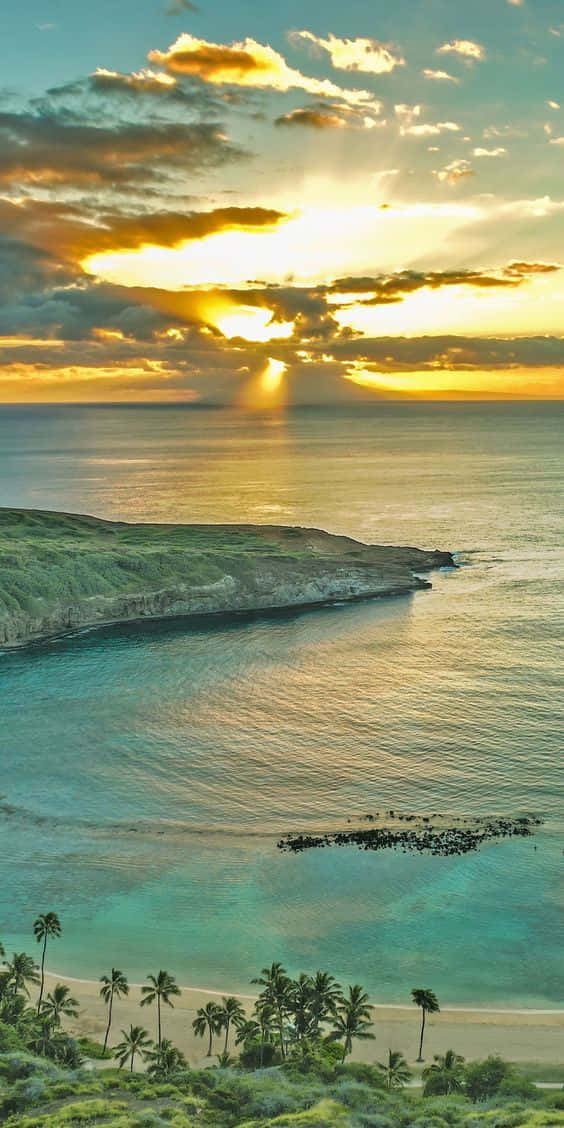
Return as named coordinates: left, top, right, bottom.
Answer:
left=40, top=971, right=564, bottom=1069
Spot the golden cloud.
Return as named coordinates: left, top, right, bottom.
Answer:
left=148, top=33, right=381, bottom=108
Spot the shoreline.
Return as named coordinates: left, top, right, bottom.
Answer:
left=0, top=583, right=425, bottom=654
left=40, top=971, right=564, bottom=1068
left=49, top=970, right=564, bottom=1015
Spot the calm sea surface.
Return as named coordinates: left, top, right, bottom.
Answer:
left=0, top=403, right=562, bottom=1006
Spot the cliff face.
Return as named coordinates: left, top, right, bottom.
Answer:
left=0, top=509, right=454, bottom=648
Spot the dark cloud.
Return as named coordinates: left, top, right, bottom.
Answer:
left=275, top=108, right=347, bottom=129
left=324, top=334, right=564, bottom=370
left=327, top=268, right=531, bottom=305
left=505, top=261, right=560, bottom=275
left=167, top=0, right=199, bottom=12
left=0, top=108, right=242, bottom=188
left=0, top=238, right=75, bottom=301
left=0, top=196, right=288, bottom=263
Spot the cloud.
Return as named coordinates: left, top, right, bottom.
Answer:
left=0, top=195, right=289, bottom=264
left=473, top=146, right=507, bottom=156
left=437, top=40, right=486, bottom=62
left=275, top=107, right=347, bottom=130
left=402, top=121, right=460, bottom=137
left=423, top=68, right=459, bottom=82
left=289, top=30, right=404, bottom=74
left=505, top=261, right=560, bottom=274
left=167, top=0, right=199, bottom=11
left=0, top=108, right=241, bottom=188
left=80, top=206, right=289, bottom=257
left=434, top=158, right=474, bottom=184
left=274, top=103, right=381, bottom=130
left=91, top=67, right=178, bottom=94
left=325, top=267, right=528, bottom=305
left=329, top=334, right=564, bottom=373
left=394, top=103, right=420, bottom=122
left=395, top=106, right=460, bottom=137
left=148, top=33, right=381, bottom=108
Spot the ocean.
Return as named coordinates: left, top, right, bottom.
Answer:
left=0, top=402, right=562, bottom=1006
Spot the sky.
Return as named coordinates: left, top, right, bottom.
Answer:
left=1, top=0, right=564, bottom=403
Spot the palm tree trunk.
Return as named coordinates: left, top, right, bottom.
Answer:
left=277, top=1007, right=285, bottom=1060
left=130, top=1050, right=134, bottom=1072
left=157, top=996, right=161, bottom=1048
left=207, top=1025, right=213, bottom=1056
left=417, top=1008, right=426, bottom=1062
left=224, top=1019, right=229, bottom=1054
left=103, top=991, right=113, bottom=1052
left=37, top=935, right=47, bottom=1014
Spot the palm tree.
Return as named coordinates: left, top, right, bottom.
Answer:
left=114, top=1024, right=152, bottom=1072
left=309, top=971, right=343, bottom=1033
left=6, top=952, right=39, bottom=997
left=252, top=962, right=292, bottom=1059
left=40, top=983, right=79, bottom=1028
left=33, top=912, right=62, bottom=1014
left=192, top=1001, right=222, bottom=1057
left=422, top=1049, right=465, bottom=1095
left=29, top=1016, right=56, bottom=1058
left=218, top=996, right=245, bottom=1053
left=288, top=974, right=316, bottom=1042
left=235, top=1018, right=261, bottom=1048
left=377, top=1049, right=412, bottom=1090
left=140, top=970, right=181, bottom=1048
left=146, top=1037, right=186, bottom=1078
left=254, top=998, right=277, bottom=1068
left=0, top=942, right=5, bottom=963
left=99, top=969, right=129, bottom=1053
left=411, top=988, right=440, bottom=1062
left=330, top=984, right=375, bottom=1062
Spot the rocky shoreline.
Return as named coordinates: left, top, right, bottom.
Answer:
left=0, top=508, right=455, bottom=648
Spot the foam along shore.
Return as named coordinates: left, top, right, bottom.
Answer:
left=40, top=972, right=564, bottom=1068
left=0, top=508, right=454, bottom=648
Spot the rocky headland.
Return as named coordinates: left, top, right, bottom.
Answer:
left=0, top=508, right=454, bottom=648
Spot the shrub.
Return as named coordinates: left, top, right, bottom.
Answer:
left=465, top=1057, right=513, bottom=1103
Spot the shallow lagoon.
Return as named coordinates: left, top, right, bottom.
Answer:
left=1, top=403, right=563, bottom=1004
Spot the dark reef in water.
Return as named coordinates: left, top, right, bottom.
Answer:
left=277, top=813, right=544, bottom=856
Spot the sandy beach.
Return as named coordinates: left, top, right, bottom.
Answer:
left=40, top=971, right=564, bottom=1069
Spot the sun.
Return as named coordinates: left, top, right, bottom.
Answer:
left=211, top=305, right=294, bottom=343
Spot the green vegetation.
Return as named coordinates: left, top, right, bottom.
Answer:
left=1, top=915, right=562, bottom=1126
left=0, top=507, right=451, bottom=647
left=0, top=1050, right=563, bottom=1127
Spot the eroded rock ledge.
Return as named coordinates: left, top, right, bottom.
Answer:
left=0, top=508, right=455, bottom=648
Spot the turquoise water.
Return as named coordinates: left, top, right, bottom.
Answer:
left=0, top=403, right=563, bottom=1005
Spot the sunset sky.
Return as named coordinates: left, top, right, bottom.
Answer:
left=1, top=0, right=564, bottom=402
